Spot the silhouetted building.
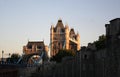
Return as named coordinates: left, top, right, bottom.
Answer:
left=105, top=18, right=120, bottom=77
left=50, top=19, right=80, bottom=56
left=0, top=65, right=18, bottom=77
left=79, top=44, right=105, bottom=77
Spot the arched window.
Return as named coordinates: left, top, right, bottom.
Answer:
left=28, top=45, right=32, bottom=49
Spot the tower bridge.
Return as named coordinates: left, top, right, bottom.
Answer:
left=17, top=51, right=47, bottom=65
left=18, top=41, right=49, bottom=65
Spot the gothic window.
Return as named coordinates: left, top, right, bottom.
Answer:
left=54, top=37, right=57, bottom=40
left=28, top=45, right=32, bottom=49
left=58, top=42, right=60, bottom=46
left=61, top=29, right=64, bottom=33
left=37, top=46, right=42, bottom=49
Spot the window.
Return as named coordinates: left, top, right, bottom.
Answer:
left=61, top=29, right=64, bottom=33
left=37, top=46, right=42, bottom=49
left=27, top=45, right=32, bottom=49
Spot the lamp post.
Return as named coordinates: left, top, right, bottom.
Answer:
left=2, top=50, right=4, bottom=64
left=9, top=53, right=11, bottom=63
left=9, top=53, right=11, bottom=58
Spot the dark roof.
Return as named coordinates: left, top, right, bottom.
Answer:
left=105, top=24, right=110, bottom=27
left=70, top=28, right=75, bottom=35
left=55, top=19, right=64, bottom=29
left=110, top=18, right=120, bottom=22
left=27, top=41, right=44, bottom=46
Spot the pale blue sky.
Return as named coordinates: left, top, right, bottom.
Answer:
left=0, top=0, right=120, bottom=57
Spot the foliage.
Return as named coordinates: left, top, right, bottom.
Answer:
left=94, top=34, right=106, bottom=50
left=6, top=53, right=20, bottom=63
left=50, top=49, right=75, bottom=63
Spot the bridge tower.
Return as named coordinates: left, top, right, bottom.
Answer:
left=50, top=19, right=80, bottom=57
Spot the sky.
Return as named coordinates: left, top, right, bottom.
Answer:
left=0, top=0, right=120, bottom=58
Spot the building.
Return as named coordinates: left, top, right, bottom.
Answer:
left=78, top=18, right=120, bottom=77
left=50, top=19, right=80, bottom=56
left=23, top=41, right=47, bottom=55
left=105, top=18, right=120, bottom=77
left=0, top=65, right=18, bottom=77
left=79, top=44, right=105, bottom=77
left=22, top=41, right=49, bottom=64
left=28, top=18, right=120, bottom=77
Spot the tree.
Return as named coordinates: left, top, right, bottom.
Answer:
left=94, top=34, right=106, bottom=50
left=7, top=53, right=20, bottom=63
left=50, top=49, right=75, bottom=63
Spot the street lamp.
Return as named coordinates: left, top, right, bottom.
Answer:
left=2, top=50, right=4, bottom=64
left=8, top=53, right=11, bottom=63
left=9, top=53, right=11, bottom=58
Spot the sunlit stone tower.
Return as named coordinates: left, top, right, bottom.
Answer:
left=50, top=19, right=80, bottom=57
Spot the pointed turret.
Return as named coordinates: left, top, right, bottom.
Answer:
left=76, top=32, right=80, bottom=51
left=55, top=19, right=64, bottom=29
left=50, top=25, right=54, bottom=56
left=50, top=25, right=54, bottom=34
left=65, top=24, right=69, bottom=50
left=65, top=23, right=69, bottom=29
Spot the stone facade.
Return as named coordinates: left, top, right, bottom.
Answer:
left=79, top=45, right=106, bottom=77
left=78, top=18, right=120, bottom=77
left=105, top=18, right=120, bottom=77
left=22, top=41, right=48, bottom=64
left=23, top=41, right=47, bottom=55
left=50, top=19, right=80, bottom=57
left=20, top=18, right=120, bottom=77
left=0, top=65, right=18, bottom=77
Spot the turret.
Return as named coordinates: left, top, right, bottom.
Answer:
left=65, top=24, right=69, bottom=49
left=50, top=25, right=54, bottom=56
left=50, top=25, right=54, bottom=41
left=65, top=23, right=69, bottom=29
left=76, top=32, right=80, bottom=51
